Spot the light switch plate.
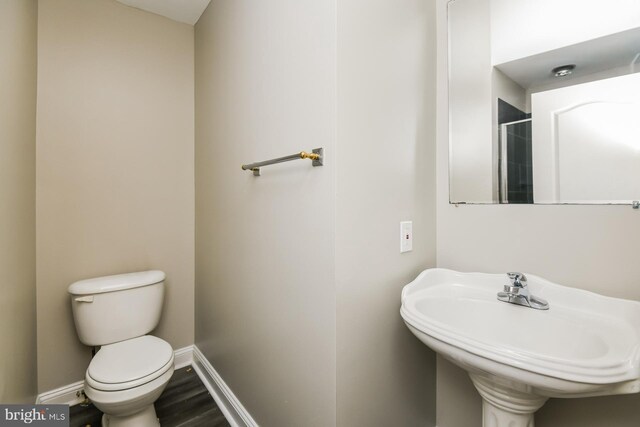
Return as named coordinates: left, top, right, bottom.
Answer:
left=400, top=221, right=413, bottom=253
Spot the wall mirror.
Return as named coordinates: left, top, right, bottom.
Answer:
left=448, top=0, right=640, bottom=205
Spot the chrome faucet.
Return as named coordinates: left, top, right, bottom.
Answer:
left=497, top=272, right=549, bottom=310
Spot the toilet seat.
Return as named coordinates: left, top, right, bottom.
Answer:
left=86, top=335, right=174, bottom=392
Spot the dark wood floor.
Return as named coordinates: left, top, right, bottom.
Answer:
left=70, top=366, right=230, bottom=427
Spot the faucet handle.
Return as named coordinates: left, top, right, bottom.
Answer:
left=507, top=272, right=527, bottom=287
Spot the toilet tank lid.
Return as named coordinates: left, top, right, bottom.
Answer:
left=68, top=270, right=165, bottom=295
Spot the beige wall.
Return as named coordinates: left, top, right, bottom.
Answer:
left=36, top=0, right=194, bottom=392
left=194, top=1, right=337, bottom=425
left=195, top=0, right=438, bottom=425
left=0, top=0, right=38, bottom=403
left=336, top=0, right=437, bottom=425
left=436, top=0, right=640, bottom=425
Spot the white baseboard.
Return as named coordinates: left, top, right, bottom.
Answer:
left=35, top=380, right=85, bottom=406
left=36, top=344, right=257, bottom=427
left=174, top=345, right=194, bottom=369
left=192, top=345, right=258, bottom=427
left=36, top=345, right=195, bottom=405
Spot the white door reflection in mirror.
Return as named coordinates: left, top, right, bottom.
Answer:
left=532, top=73, right=640, bottom=203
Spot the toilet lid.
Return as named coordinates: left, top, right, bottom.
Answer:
left=87, top=335, right=173, bottom=388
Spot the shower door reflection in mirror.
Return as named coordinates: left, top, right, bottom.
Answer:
left=448, top=0, right=640, bottom=205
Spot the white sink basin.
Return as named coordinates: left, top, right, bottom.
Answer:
left=401, top=269, right=640, bottom=426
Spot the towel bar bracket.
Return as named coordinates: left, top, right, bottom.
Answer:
left=311, top=148, right=323, bottom=167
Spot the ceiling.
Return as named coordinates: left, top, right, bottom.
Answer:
left=115, top=0, right=211, bottom=25
left=495, top=27, right=640, bottom=91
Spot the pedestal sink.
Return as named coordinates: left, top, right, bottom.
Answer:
left=400, top=269, right=640, bottom=427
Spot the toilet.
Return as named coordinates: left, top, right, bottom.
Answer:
left=68, top=270, right=174, bottom=427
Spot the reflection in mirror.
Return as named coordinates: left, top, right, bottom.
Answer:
left=448, top=0, right=640, bottom=205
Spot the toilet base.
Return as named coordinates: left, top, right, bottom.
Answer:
left=101, top=405, right=160, bottom=427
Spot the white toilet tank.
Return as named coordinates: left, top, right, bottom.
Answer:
left=68, top=270, right=166, bottom=346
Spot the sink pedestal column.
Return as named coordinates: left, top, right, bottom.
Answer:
left=470, top=374, right=548, bottom=427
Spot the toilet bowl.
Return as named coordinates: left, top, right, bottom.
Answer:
left=85, top=336, right=174, bottom=427
left=68, top=271, right=174, bottom=427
